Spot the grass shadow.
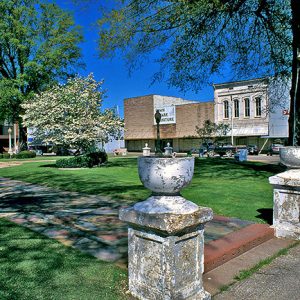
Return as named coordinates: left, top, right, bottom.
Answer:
left=255, top=208, right=273, bottom=225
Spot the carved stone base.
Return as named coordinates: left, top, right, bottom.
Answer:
left=269, top=169, right=300, bottom=240
left=120, top=197, right=213, bottom=300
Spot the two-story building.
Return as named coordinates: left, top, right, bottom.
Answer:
left=213, top=78, right=289, bottom=149
left=124, top=78, right=289, bottom=153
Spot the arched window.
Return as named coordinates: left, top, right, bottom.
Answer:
left=234, top=99, right=239, bottom=118
left=244, top=98, right=250, bottom=117
left=255, top=97, right=262, bottom=117
left=223, top=100, right=229, bottom=119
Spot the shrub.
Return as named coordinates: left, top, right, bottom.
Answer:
left=0, top=153, right=13, bottom=159
left=15, top=151, right=36, bottom=159
left=56, top=155, right=93, bottom=168
left=56, top=151, right=108, bottom=168
left=86, top=151, right=108, bottom=165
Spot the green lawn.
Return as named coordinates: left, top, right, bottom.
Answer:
left=0, top=156, right=284, bottom=299
left=0, top=156, right=284, bottom=222
left=0, top=218, right=128, bottom=300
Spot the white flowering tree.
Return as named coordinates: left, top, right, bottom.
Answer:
left=22, top=74, right=123, bottom=153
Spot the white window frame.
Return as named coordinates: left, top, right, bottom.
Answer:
left=233, top=99, right=239, bottom=118
left=244, top=98, right=250, bottom=118
left=223, top=100, right=229, bottom=119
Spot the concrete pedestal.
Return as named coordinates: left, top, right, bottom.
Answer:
left=269, top=169, right=300, bottom=240
left=120, top=196, right=213, bottom=300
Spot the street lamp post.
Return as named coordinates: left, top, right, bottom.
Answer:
left=8, top=127, right=13, bottom=157
left=155, top=109, right=162, bottom=155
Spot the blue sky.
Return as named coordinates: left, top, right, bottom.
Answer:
left=58, top=0, right=230, bottom=117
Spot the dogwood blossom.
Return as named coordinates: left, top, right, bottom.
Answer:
left=22, top=74, right=123, bottom=152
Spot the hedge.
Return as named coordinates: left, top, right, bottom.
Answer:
left=56, top=151, right=107, bottom=168
left=0, top=151, right=36, bottom=159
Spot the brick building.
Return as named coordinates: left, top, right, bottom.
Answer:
left=124, top=79, right=289, bottom=153
left=124, top=95, right=214, bottom=152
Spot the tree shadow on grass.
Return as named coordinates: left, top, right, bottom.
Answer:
left=194, top=158, right=286, bottom=180
left=255, top=208, right=273, bottom=225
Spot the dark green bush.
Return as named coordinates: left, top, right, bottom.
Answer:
left=14, top=151, right=36, bottom=159
left=86, top=151, right=108, bottom=165
left=0, top=153, right=14, bottom=159
left=56, top=155, right=93, bottom=168
left=56, top=151, right=107, bottom=168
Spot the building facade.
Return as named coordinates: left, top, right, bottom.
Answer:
left=124, top=79, right=289, bottom=153
left=214, top=78, right=289, bottom=150
left=124, top=95, right=214, bottom=152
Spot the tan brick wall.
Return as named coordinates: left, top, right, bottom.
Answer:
left=124, top=96, right=214, bottom=142
left=124, top=95, right=156, bottom=140
left=176, top=102, right=214, bottom=137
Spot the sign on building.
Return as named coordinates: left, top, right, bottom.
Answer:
left=154, top=106, right=176, bottom=124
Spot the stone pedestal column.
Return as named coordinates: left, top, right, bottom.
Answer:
left=120, top=196, right=213, bottom=300
left=269, top=169, right=300, bottom=240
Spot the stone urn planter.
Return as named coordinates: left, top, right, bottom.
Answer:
left=138, top=156, right=194, bottom=195
left=119, top=155, right=213, bottom=300
left=280, top=146, right=300, bottom=168
left=134, top=155, right=200, bottom=218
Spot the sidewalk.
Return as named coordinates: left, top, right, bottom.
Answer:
left=0, top=177, right=256, bottom=268
left=213, top=242, right=300, bottom=300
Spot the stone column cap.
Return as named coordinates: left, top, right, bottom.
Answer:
left=120, top=196, right=213, bottom=234
left=269, top=169, right=300, bottom=187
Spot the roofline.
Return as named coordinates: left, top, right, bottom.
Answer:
left=124, top=94, right=212, bottom=103
left=213, top=77, right=269, bottom=89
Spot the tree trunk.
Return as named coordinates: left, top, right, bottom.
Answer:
left=289, top=0, right=300, bottom=146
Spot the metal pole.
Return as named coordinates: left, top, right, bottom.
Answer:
left=13, top=123, right=17, bottom=153
left=8, top=127, right=13, bottom=156
left=230, top=95, right=234, bottom=145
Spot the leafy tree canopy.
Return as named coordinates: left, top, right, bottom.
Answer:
left=0, top=0, right=84, bottom=124
left=196, top=120, right=230, bottom=146
left=98, top=0, right=300, bottom=145
left=98, top=0, right=291, bottom=91
left=22, top=74, right=124, bottom=152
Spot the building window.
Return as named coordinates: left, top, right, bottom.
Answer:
left=244, top=98, right=250, bottom=117
left=234, top=99, right=239, bottom=118
left=255, top=97, right=262, bottom=117
left=223, top=100, right=229, bottom=119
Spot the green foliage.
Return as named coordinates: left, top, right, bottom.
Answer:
left=0, top=0, right=83, bottom=123
left=0, top=151, right=36, bottom=159
left=86, top=151, right=108, bottom=165
left=196, top=120, right=230, bottom=144
left=56, top=155, right=94, bottom=168
left=0, top=153, right=10, bottom=159
left=98, top=0, right=291, bottom=91
left=56, top=151, right=108, bottom=168
left=14, top=150, right=36, bottom=159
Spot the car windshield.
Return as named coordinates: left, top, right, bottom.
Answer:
left=273, top=144, right=283, bottom=147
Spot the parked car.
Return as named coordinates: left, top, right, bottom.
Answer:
left=207, top=142, right=236, bottom=157
left=247, top=144, right=259, bottom=155
left=267, top=144, right=284, bottom=156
